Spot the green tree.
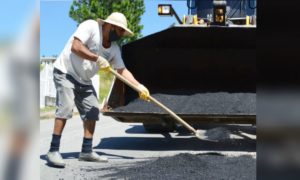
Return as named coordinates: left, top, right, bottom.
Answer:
left=69, top=0, right=145, bottom=45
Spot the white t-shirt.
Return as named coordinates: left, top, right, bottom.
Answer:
left=54, top=19, right=125, bottom=85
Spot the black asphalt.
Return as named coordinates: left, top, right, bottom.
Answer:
left=114, top=92, right=256, bottom=115
left=100, top=153, right=256, bottom=180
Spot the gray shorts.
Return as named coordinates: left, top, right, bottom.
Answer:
left=53, top=68, right=99, bottom=121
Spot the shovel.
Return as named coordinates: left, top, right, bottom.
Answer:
left=107, top=67, right=215, bottom=141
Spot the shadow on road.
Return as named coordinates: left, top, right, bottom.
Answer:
left=94, top=136, right=255, bottom=151
left=95, top=124, right=256, bottom=152
left=125, top=124, right=256, bottom=135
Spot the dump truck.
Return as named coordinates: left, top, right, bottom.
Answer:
left=101, top=0, right=256, bottom=132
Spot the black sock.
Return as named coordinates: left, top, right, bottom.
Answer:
left=49, top=134, right=61, bottom=152
left=81, top=137, right=93, bottom=153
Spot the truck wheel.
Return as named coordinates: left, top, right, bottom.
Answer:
left=143, top=121, right=175, bottom=133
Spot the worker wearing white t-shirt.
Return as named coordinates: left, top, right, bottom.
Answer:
left=47, top=12, right=149, bottom=167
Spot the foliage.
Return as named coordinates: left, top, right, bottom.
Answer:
left=69, top=0, right=145, bottom=45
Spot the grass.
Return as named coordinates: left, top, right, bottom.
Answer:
left=40, top=106, right=56, bottom=120
left=40, top=106, right=56, bottom=113
left=40, top=63, right=45, bottom=71
left=99, top=70, right=114, bottom=103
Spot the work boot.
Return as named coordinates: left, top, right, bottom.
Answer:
left=46, top=151, right=66, bottom=167
left=78, top=151, right=108, bottom=162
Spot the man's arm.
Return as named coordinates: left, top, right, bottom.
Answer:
left=71, top=37, right=109, bottom=69
left=71, top=37, right=98, bottom=62
left=117, top=68, right=140, bottom=86
left=117, top=68, right=150, bottom=100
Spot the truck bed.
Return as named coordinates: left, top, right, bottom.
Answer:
left=103, top=26, right=256, bottom=125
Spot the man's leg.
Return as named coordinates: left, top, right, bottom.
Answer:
left=79, top=119, right=107, bottom=162
left=81, top=120, right=96, bottom=153
left=53, top=118, right=67, bottom=135
left=49, top=118, right=67, bottom=152
left=49, top=87, right=74, bottom=154
left=83, top=120, right=96, bottom=138
left=47, top=118, right=72, bottom=167
left=47, top=69, right=75, bottom=167
left=75, top=85, right=108, bottom=162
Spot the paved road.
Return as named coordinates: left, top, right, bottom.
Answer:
left=40, top=114, right=256, bottom=179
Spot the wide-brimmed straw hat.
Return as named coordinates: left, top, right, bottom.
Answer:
left=98, top=12, right=133, bottom=36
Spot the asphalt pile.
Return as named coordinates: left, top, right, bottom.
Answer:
left=204, top=127, right=231, bottom=141
left=114, top=92, right=255, bottom=115
left=101, top=153, right=256, bottom=180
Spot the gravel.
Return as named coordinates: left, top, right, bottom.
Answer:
left=92, top=153, right=256, bottom=180
left=114, top=92, right=255, bottom=115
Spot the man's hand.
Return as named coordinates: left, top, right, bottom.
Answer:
left=96, top=56, right=110, bottom=72
left=137, top=84, right=150, bottom=101
left=116, top=68, right=149, bottom=100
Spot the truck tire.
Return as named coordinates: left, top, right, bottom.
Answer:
left=143, top=121, right=175, bottom=133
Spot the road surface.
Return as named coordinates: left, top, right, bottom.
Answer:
left=40, top=114, right=256, bottom=179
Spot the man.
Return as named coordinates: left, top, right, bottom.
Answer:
left=46, top=12, right=149, bottom=167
